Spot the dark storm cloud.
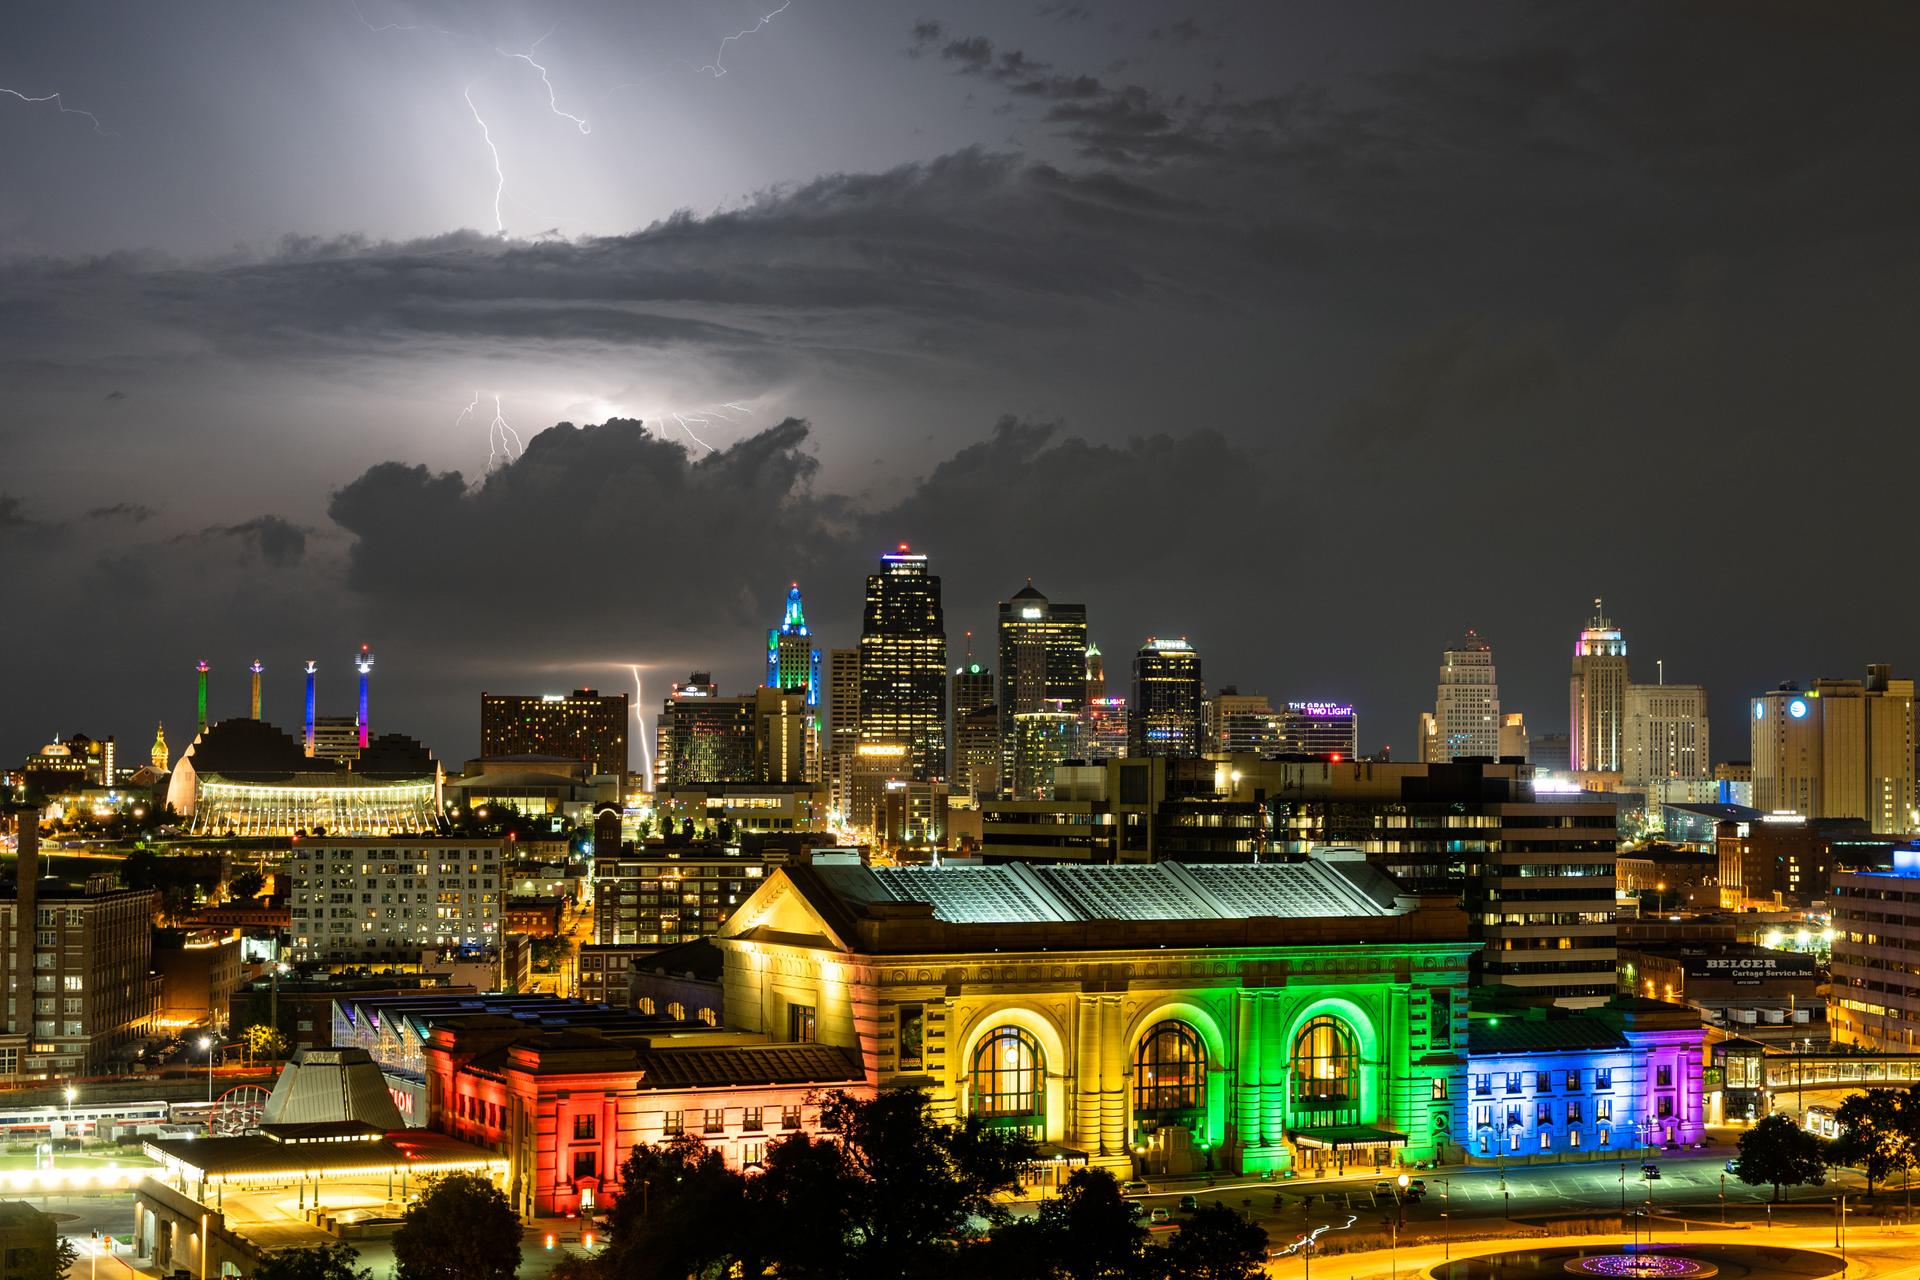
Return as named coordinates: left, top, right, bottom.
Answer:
left=84, top=502, right=156, bottom=522
left=0, top=150, right=1235, bottom=395
left=186, top=515, right=309, bottom=568
left=324, top=413, right=1268, bottom=665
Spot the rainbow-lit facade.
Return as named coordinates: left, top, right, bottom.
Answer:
left=719, top=856, right=1705, bottom=1178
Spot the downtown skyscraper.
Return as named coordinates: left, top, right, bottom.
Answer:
left=1424, top=630, right=1500, bottom=762
left=1569, top=598, right=1628, bottom=774
left=766, top=583, right=821, bottom=707
left=1130, top=636, right=1204, bottom=756
left=857, top=545, right=949, bottom=780
left=996, top=581, right=1089, bottom=722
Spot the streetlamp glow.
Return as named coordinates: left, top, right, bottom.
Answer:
left=198, top=1035, right=215, bottom=1103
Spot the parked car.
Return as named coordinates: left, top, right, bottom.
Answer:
left=1121, top=1180, right=1150, bottom=1197
left=1149, top=1207, right=1172, bottom=1224
left=1641, top=1163, right=1661, bottom=1180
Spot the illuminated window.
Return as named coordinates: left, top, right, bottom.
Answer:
left=1133, top=1021, right=1205, bottom=1118
left=1290, top=1016, right=1358, bottom=1107
left=971, top=1026, right=1045, bottom=1122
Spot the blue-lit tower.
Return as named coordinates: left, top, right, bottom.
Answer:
left=767, top=582, right=821, bottom=707
left=354, top=644, right=374, bottom=749
left=303, top=660, right=317, bottom=756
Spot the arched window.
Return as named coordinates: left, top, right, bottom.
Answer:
left=1291, top=1016, right=1359, bottom=1106
left=1133, top=1021, right=1206, bottom=1117
left=971, top=1026, right=1045, bottom=1121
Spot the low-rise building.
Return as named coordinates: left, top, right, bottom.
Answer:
left=286, top=837, right=505, bottom=963
left=425, top=1018, right=865, bottom=1218
left=1464, top=995, right=1705, bottom=1163
left=1832, top=853, right=1920, bottom=1051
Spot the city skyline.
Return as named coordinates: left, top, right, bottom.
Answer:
left=4, top=5, right=1917, bottom=772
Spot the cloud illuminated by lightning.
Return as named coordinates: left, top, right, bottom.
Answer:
left=462, top=88, right=506, bottom=234
left=665, top=401, right=755, bottom=455
left=687, top=0, right=794, bottom=77
left=1, top=87, right=113, bottom=136
left=497, top=30, right=590, bottom=134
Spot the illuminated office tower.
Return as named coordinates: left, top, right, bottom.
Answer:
left=1275, top=703, right=1358, bottom=758
left=1130, top=637, right=1204, bottom=757
left=826, top=648, right=861, bottom=817
left=1203, top=687, right=1277, bottom=754
left=1623, top=679, right=1710, bottom=788
left=949, top=637, right=997, bottom=800
left=1084, top=642, right=1107, bottom=703
left=480, top=688, right=631, bottom=782
left=857, top=546, right=949, bottom=780
left=655, top=674, right=756, bottom=789
left=766, top=583, right=821, bottom=705
left=1431, top=630, right=1501, bottom=762
left=1569, top=599, right=1628, bottom=773
left=1011, top=705, right=1078, bottom=800
left=997, top=581, right=1089, bottom=722
left=1751, top=665, right=1915, bottom=832
left=764, top=583, right=822, bottom=780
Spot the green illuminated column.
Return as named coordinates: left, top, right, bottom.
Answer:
left=1234, top=992, right=1259, bottom=1160
left=1261, top=994, right=1287, bottom=1148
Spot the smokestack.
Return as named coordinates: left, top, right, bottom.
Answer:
left=354, top=645, right=374, bottom=749
left=304, top=660, right=317, bottom=756
left=250, top=659, right=264, bottom=720
left=195, top=660, right=210, bottom=734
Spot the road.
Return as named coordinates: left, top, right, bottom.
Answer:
left=1022, top=1149, right=1901, bottom=1238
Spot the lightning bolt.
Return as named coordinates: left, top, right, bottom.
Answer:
left=688, top=0, right=794, bottom=77
left=463, top=87, right=506, bottom=234
left=672, top=412, right=717, bottom=454
left=498, top=30, right=590, bottom=134
left=630, top=665, right=655, bottom=788
left=1, top=87, right=113, bottom=137
left=347, top=0, right=451, bottom=36
left=488, top=394, right=524, bottom=467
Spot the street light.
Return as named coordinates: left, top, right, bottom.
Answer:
left=197, top=1035, right=214, bottom=1103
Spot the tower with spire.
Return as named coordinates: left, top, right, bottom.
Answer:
left=150, top=723, right=169, bottom=773
left=1570, top=597, right=1629, bottom=773
left=766, top=582, right=821, bottom=707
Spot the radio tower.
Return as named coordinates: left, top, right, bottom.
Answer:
left=304, top=661, right=317, bottom=757
left=195, top=660, right=210, bottom=734
left=354, top=645, right=374, bottom=749
left=249, top=660, right=264, bottom=720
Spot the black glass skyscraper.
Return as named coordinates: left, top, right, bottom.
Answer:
left=996, top=581, right=1089, bottom=721
left=858, top=545, right=949, bottom=779
left=1130, top=636, right=1204, bottom=756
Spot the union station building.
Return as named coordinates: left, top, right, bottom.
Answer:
left=716, top=853, right=1478, bottom=1178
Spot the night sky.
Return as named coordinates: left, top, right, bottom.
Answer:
left=4, top=1, right=1919, bottom=770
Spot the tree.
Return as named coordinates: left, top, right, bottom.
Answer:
left=1834, top=1089, right=1912, bottom=1196
left=819, top=1088, right=1035, bottom=1277
left=981, top=1168, right=1148, bottom=1280
left=53, top=1236, right=77, bottom=1280
left=602, top=1138, right=751, bottom=1280
left=1160, top=1203, right=1268, bottom=1280
left=1733, top=1113, right=1829, bottom=1201
left=228, top=869, right=266, bottom=900
left=393, top=1172, right=521, bottom=1280
left=242, top=1023, right=289, bottom=1063
left=253, top=1243, right=372, bottom=1280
